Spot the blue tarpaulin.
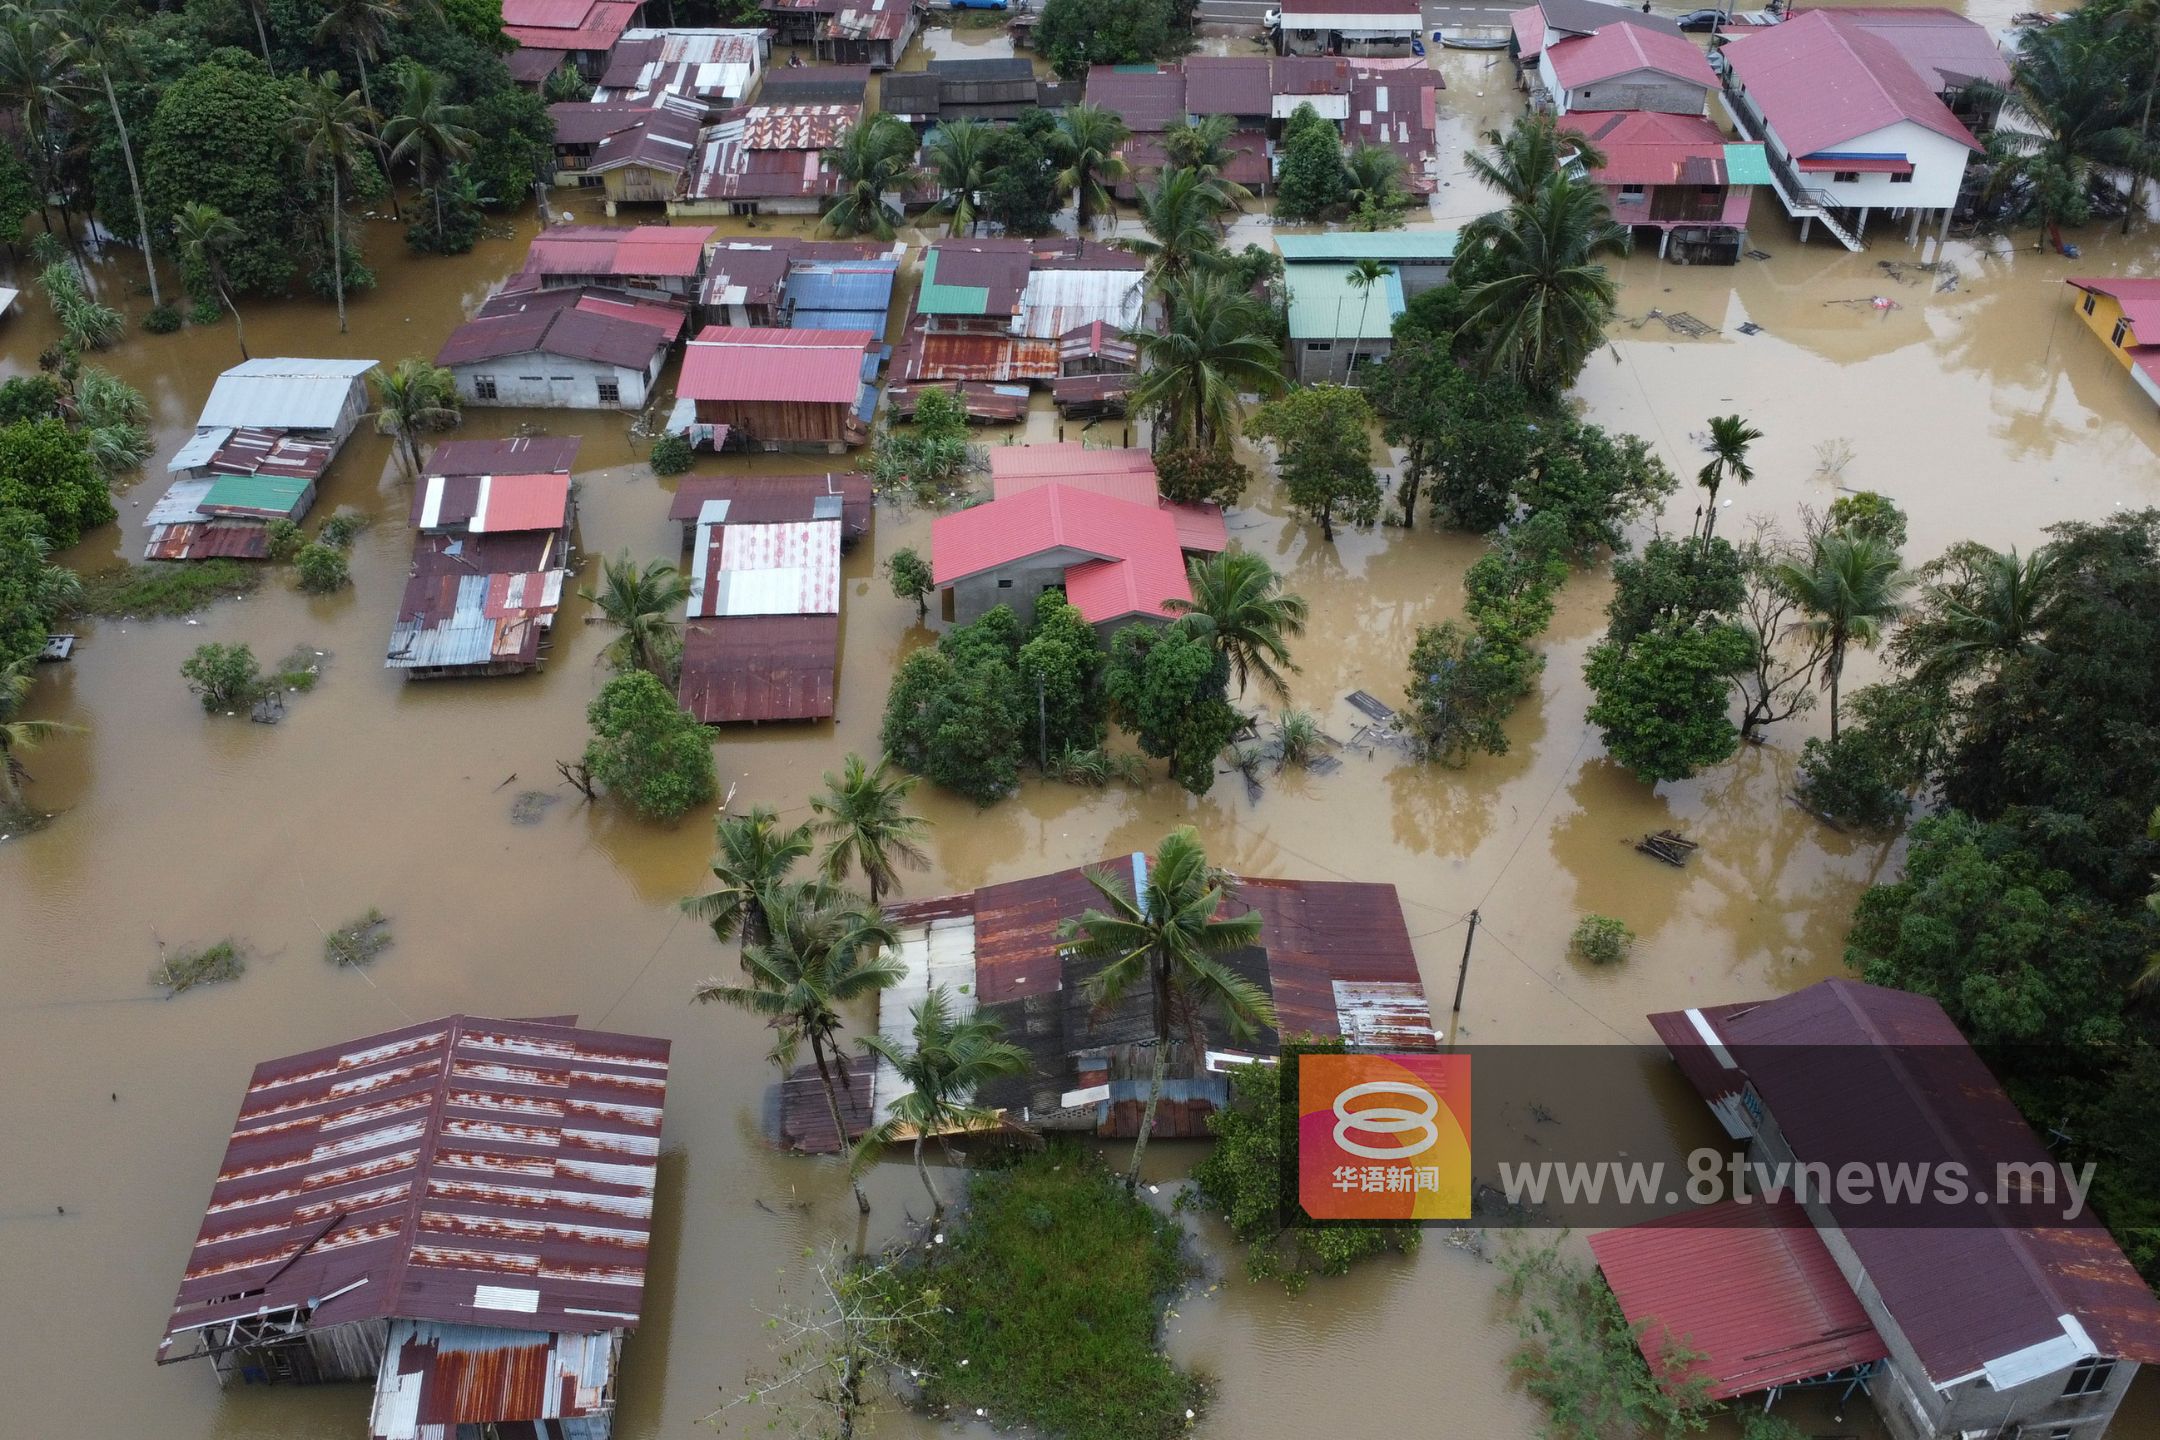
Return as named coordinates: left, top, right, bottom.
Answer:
left=784, top=260, right=898, bottom=337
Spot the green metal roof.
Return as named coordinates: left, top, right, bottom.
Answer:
left=1722, top=143, right=1773, bottom=187
left=200, top=471, right=312, bottom=518
left=1286, top=264, right=1406, bottom=342
left=1275, top=231, right=1459, bottom=263
left=914, top=247, right=992, bottom=317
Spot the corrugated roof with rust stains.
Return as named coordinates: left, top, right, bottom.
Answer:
left=159, top=1015, right=670, bottom=1357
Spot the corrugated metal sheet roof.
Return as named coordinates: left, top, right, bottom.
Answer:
left=423, top=436, right=581, bottom=481
left=688, top=519, right=841, bottom=618
left=205, top=427, right=336, bottom=484
left=197, top=358, right=376, bottom=432
left=523, top=225, right=716, bottom=281
left=1589, top=1200, right=1887, bottom=1400
left=504, top=0, right=640, bottom=51
left=439, top=285, right=685, bottom=368
left=1285, top=263, right=1405, bottom=341
left=1722, top=9, right=1982, bottom=156
left=782, top=259, right=897, bottom=334
left=1822, top=6, right=2009, bottom=92
left=1651, top=980, right=2160, bottom=1381
left=679, top=326, right=876, bottom=403
left=678, top=613, right=840, bottom=721
left=168, top=426, right=234, bottom=474
left=146, top=518, right=275, bottom=562
left=901, top=330, right=1058, bottom=383
left=1016, top=266, right=1145, bottom=340
left=158, top=1016, right=670, bottom=1356
left=1275, top=231, right=1458, bottom=263
left=916, top=240, right=1031, bottom=317
left=1082, top=65, right=1185, bottom=131
left=1546, top=22, right=1716, bottom=90
left=1560, top=110, right=1752, bottom=185
left=668, top=473, right=873, bottom=541
left=200, top=470, right=312, bottom=520
left=388, top=569, right=565, bottom=670
left=369, top=1322, right=618, bottom=1439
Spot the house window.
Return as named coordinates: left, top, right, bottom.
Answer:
left=2113, top=317, right=2131, bottom=348
left=2083, top=292, right=2097, bottom=315
left=1890, top=171, right=1913, bottom=184
left=1619, top=186, right=1647, bottom=204
left=597, top=378, right=621, bottom=406
left=2064, top=1357, right=2116, bottom=1397
left=940, top=587, right=955, bottom=624
left=996, top=578, right=1014, bottom=588
left=473, top=376, right=497, bottom=401
left=1304, top=341, right=1332, bottom=352
left=1832, top=170, right=1861, bottom=184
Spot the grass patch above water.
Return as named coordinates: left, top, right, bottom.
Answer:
left=874, top=1145, right=1202, bottom=1440
left=78, top=560, right=260, bottom=618
left=325, top=908, right=392, bottom=967
left=153, top=939, right=247, bottom=994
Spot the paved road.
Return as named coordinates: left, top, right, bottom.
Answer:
left=1195, top=1, right=1699, bottom=33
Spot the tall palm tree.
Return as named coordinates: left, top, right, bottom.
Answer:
left=241, top=0, right=276, bottom=70
left=810, top=753, right=929, bottom=907
left=849, top=986, right=1029, bottom=1217
left=683, top=805, right=814, bottom=950
left=923, top=117, right=993, bottom=236
left=0, top=656, right=79, bottom=810
left=1773, top=532, right=1913, bottom=744
left=1459, top=173, right=1628, bottom=398
left=383, top=63, right=476, bottom=243
left=1696, top=414, right=1761, bottom=546
left=0, top=7, right=70, bottom=241
left=1900, top=543, right=2062, bottom=689
left=288, top=71, right=377, bottom=333
left=1968, top=26, right=2143, bottom=249
left=1053, top=103, right=1130, bottom=231
left=1470, top=112, right=1603, bottom=205
left=1062, top=827, right=1272, bottom=1189
left=819, top=113, right=920, bottom=240
left=315, top=0, right=405, bottom=215
left=370, top=357, right=459, bottom=473
left=1165, top=549, right=1309, bottom=700
left=172, top=202, right=248, bottom=360
left=72, top=366, right=151, bottom=481
left=696, top=882, right=902, bottom=1214
left=54, top=0, right=161, bottom=307
left=1160, top=112, right=1252, bottom=211
left=579, top=551, right=689, bottom=678
left=1344, top=142, right=1407, bottom=226
left=1121, top=165, right=1228, bottom=291
left=1343, top=257, right=1394, bottom=373
left=1129, top=273, right=1284, bottom=452
left=2104, top=0, right=2160, bottom=229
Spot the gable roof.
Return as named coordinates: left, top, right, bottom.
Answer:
left=2067, top=276, right=2160, bottom=341
left=1821, top=6, right=2010, bottom=92
left=1650, top=980, right=2160, bottom=1384
left=1276, top=231, right=1458, bottom=263
left=930, top=482, right=1199, bottom=623
left=1723, top=9, right=1981, bottom=156
left=1559, top=110, right=1764, bottom=185
left=197, top=358, right=377, bottom=431
left=678, top=326, right=876, bottom=403
left=504, top=0, right=639, bottom=52
left=522, top=224, right=716, bottom=280
left=1538, top=0, right=1678, bottom=36
left=1184, top=56, right=1274, bottom=115
left=437, top=287, right=685, bottom=369
left=1547, top=21, right=1715, bottom=91
left=1082, top=65, right=1186, bottom=132
left=158, top=1016, right=670, bottom=1356
left=1285, top=263, right=1406, bottom=341
left=423, top=436, right=582, bottom=480
left=588, top=104, right=703, bottom=176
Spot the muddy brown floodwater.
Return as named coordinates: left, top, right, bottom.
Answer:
left=6, top=6, right=2160, bottom=1438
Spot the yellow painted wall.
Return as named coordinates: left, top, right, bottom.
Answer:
left=2069, top=285, right=2141, bottom=372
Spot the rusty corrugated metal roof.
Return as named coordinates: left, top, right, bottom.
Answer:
left=667, top=472, right=872, bottom=541
left=370, top=1321, right=619, bottom=1439
left=159, top=1016, right=670, bottom=1358
left=678, top=613, right=839, bottom=722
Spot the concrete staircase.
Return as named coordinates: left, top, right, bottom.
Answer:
left=1718, top=90, right=1866, bottom=252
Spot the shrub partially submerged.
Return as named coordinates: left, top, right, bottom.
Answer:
left=78, top=560, right=259, bottom=617
left=325, top=908, right=392, bottom=967
left=154, top=939, right=246, bottom=993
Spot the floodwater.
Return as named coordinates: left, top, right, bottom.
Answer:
left=6, top=9, right=2160, bottom=1438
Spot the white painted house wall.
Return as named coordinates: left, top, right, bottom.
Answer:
left=1749, top=114, right=1972, bottom=212
left=449, top=351, right=664, bottom=410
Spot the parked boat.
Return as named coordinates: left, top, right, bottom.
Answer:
left=1436, top=28, right=1511, bottom=49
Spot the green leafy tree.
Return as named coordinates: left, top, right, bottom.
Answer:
left=181, top=642, right=263, bottom=711
left=0, top=510, right=80, bottom=672
left=370, top=357, right=459, bottom=472
left=820, top=113, right=921, bottom=240
left=1153, top=445, right=1253, bottom=508
left=695, top=882, right=901, bottom=1212
left=1459, top=172, right=1627, bottom=398
left=1132, top=273, right=1283, bottom=451
left=582, top=669, right=717, bottom=822
left=887, top=546, right=933, bottom=618
left=1160, top=112, right=1251, bottom=210
left=925, top=117, right=994, bottom=235
left=1406, top=619, right=1540, bottom=765
left=1369, top=344, right=1534, bottom=528
left=71, top=367, right=152, bottom=484
left=0, top=656, right=78, bottom=808
left=384, top=61, right=478, bottom=247
left=1517, top=423, right=1677, bottom=559
left=881, top=608, right=1028, bottom=805
left=1104, top=621, right=1240, bottom=794
left=143, top=53, right=300, bottom=300
left=1017, top=593, right=1108, bottom=759
left=315, top=0, right=403, bottom=180
left=0, top=377, right=61, bottom=427
left=1053, top=103, right=1130, bottom=231
left=1122, top=165, right=1231, bottom=291
left=294, top=541, right=351, bottom=593
left=1062, top=827, right=1273, bottom=1187
left=1891, top=540, right=2063, bottom=690
left=439, top=0, right=514, bottom=52
left=982, top=112, right=1063, bottom=235
left=1166, top=549, right=1308, bottom=700
left=1694, top=413, right=1760, bottom=546
left=1772, top=531, right=1913, bottom=743
left=57, top=0, right=164, bottom=307
left=172, top=202, right=249, bottom=361
left=1604, top=537, right=1744, bottom=652
left=1826, top=489, right=1909, bottom=549
left=1274, top=102, right=1347, bottom=221
left=1793, top=681, right=1948, bottom=829
left=683, top=806, right=814, bottom=949
left=0, top=419, right=112, bottom=548
left=850, top=986, right=1030, bottom=1217
left=1035, top=0, right=1177, bottom=80
left=648, top=431, right=693, bottom=476
left=1344, top=143, right=1410, bottom=229
left=1584, top=621, right=1754, bottom=785
left=288, top=70, right=378, bottom=332
left=1969, top=22, right=2143, bottom=246
left=811, top=752, right=929, bottom=906
left=580, top=551, right=689, bottom=679
left=464, top=84, right=555, bottom=204
left=1732, top=524, right=1829, bottom=739
left=1244, top=384, right=1380, bottom=541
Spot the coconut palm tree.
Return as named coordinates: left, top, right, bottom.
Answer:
left=1469, top=112, right=1602, bottom=205
left=1343, top=257, right=1394, bottom=373
left=1166, top=549, right=1309, bottom=700
left=172, top=203, right=248, bottom=360
left=1160, top=112, right=1252, bottom=211
left=810, top=753, right=929, bottom=907
left=1121, top=165, right=1229, bottom=291
left=696, top=882, right=902, bottom=1214
left=1053, top=102, right=1130, bottom=231
left=2103, top=0, right=2160, bottom=229
left=1773, top=532, right=1913, bottom=744
left=819, top=113, right=920, bottom=240
left=315, top=0, right=405, bottom=214
left=288, top=71, right=377, bottom=333
left=1696, top=413, right=1761, bottom=546
left=54, top=0, right=161, bottom=307
left=1968, top=25, right=2144, bottom=249
left=1898, top=543, right=2062, bottom=689
left=1344, top=142, right=1408, bottom=226
left=683, top=805, right=814, bottom=950
left=923, top=117, right=993, bottom=236
left=369, top=357, right=459, bottom=473
left=1062, top=827, right=1272, bottom=1189
left=0, top=656, right=79, bottom=810
left=1128, top=273, right=1284, bottom=452
left=72, top=366, right=151, bottom=481
left=0, top=7, right=71, bottom=241
left=1459, top=173, right=1628, bottom=398
left=849, top=986, right=1029, bottom=1217
left=383, top=63, right=476, bottom=243
left=240, top=0, right=276, bottom=70
left=580, top=551, right=689, bottom=679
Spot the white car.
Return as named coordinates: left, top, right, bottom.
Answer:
left=1263, top=7, right=1281, bottom=28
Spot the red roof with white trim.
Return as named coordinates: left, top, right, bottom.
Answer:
left=1722, top=9, right=1981, bottom=157
left=931, top=482, right=1199, bottom=624
left=2068, top=276, right=2160, bottom=339
left=1546, top=22, right=1715, bottom=92
left=678, top=326, right=876, bottom=404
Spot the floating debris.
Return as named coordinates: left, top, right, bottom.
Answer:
left=1745, top=248, right=1772, bottom=261
left=510, top=789, right=561, bottom=825
left=249, top=690, right=285, bottom=725
left=1346, top=690, right=1398, bottom=723
left=38, top=633, right=75, bottom=662
left=1633, top=828, right=1699, bottom=867
left=1622, top=308, right=1717, bottom=338
left=325, top=908, right=393, bottom=968
left=1736, top=321, right=1764, bottom=336
left=154, top=939, right=247, bottom=994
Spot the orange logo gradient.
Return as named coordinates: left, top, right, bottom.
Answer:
left=1297, top=1053, right=1471, bottom=1220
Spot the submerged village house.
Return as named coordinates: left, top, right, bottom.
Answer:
left=436, top=286, right=687, bottom=411
left=1524, top=0, right=1716, bottom=118
left=1559, top=110, right=1769, bottom=263
left=157, top=1014, right=670, bottom=1440
left=514, top=224, right=715, bottom=302
left=148, top=358, right=377, bottom=561
left=387, top=438, right=581, bottom=679
left=503, top=0, right=641, bottom=83
left=675, top=325, right=882, bottom=451
left=697, top=238, right=901, bottom=327
left=1594, top=979, right=2160, bottom=1440
left=672, top=102, right=859, bottom=219
left=777, top=859, right=1434, bottom=1152
left=1278, top=231, right=1456, bottom=382
left=2065, top=277, right=2160, bottom=413
left=757, top=0, right=919, bottom=69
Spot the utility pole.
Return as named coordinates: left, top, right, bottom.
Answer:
left=1037, top=673, right=1048, bottom=772
left=1450, top=909, right=1480, bottom=1015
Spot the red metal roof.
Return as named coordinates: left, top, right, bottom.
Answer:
left=678, top=613, right=839, bottom=721
left=522, top=224, right=716, bottom=281
left=1511, top=5, right=1544, bottom=58
left=1723, top=10, right=1980, bottom=157
left=1082, top=65, right=1186, bottom=132
left=146, top=519, right=274, bottom=561
left=667, top=472, right=873, bottom=541
left=1560, top=110, right=1743, bottom=185
left=1651, top=980, right=2160, bottom=1381
left=987, top=446, right=1227, bottom=556
left=473, top=474, right=574, bottom=534
left=1809, top=6, right=2011, bottom=92
left=1184, top=56, right=1273, bottom=115
left=158, top=1016, right=670, bottom=1357
left=438, top=285, right=685, bottom=368
left=679, top=326, right=875, bottom=403
left=505, top=0, right=639, bottom=53
left=423, top=436, right=580, bottom=480
left=1590, top=1201, right=1887, bottom=1400
left=2068, top=276, right=2160, bottom=339
left=903, top=330, right=1059, bottom=384
left=1546, top=21, right=1715, bottom=90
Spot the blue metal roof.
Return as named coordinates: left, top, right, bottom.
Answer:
left=784, top=262, right=898, bottom=338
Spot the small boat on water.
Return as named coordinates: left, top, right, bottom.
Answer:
left=1435, top=28, right=1511, bottom=49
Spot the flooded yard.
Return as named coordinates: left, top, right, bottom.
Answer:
left=5, top=10, right=2160, bottom=1440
